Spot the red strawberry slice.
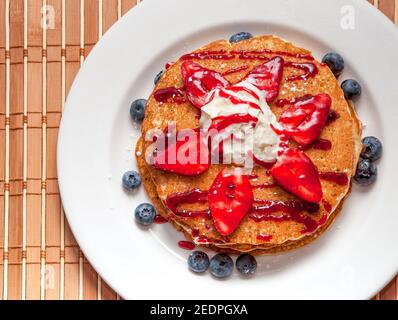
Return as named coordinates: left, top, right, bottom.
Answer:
left=153, top=130, right=210, bottom=175
left=208, top=168, right=254, bottom=236
left=181, top=61, right=230, bottom=108
left=243, top=56, right=284, bottom=102
left=271, top=148, right=323, bottom=203
left=279, top=94, right=331, bottom=146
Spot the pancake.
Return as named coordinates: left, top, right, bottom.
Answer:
left=136, top=35, right=362, bottom=254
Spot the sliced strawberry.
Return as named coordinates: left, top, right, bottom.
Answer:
left=243, top=56, right=284, bottom=102
left=181, top=61, right=230, bottom=108
left=208, top=168, right=254, bottom=236
left=271, top=148, right=323, bottom=203
left=279, top=94, right=331, bottom=146
left=153, top=130, right=210, bottom=175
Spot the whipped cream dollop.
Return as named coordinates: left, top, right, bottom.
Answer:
left=200, top=80, right=283, bottom=166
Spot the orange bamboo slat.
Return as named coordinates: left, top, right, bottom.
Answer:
left=8, top=0, right=24, bottom=300
left=44, top=0, right=62, bottom=301
left=0, top=0, right=396, bottom=300
left=64, top=0, right=80, bottom=301
left=26, top=0, right=42, bottom=300
left=0, top=0, right=7, bottom=301
left=122, top=0, right=138, bottom=15
left=379, top=0, right=395, bottom=20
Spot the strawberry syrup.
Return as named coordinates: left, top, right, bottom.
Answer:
left=319, top=172, right=349, bottom=186
left=276, top=94, right=314, bottom=108
left=222, top=65, right=250, bottom=76
left=165, top=189, right=331, bottom=235
left=165, top=189, right=211, bottom=218
left=181, top=50, right=235, bottom=60
left=154, top=87, right=186, bottom=104
left=154, top=215, right=168, bottom=224
left=178, top=241, right=196, bottom=250
left=284, top=62, right=319, bottom=82
left=326, top=109, right=340, bottom=125
left=300, top=139, right=332, bottom=151
left=249, top=200, right=323, bottom=234
left=230, top=49, right=314, bottom=61
left=256, top=234, right=273, bottom=242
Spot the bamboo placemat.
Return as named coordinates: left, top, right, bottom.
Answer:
left=0, top=0, right=396, bottom=300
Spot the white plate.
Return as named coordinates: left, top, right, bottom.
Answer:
left=58, top=0, right=398, bottom=299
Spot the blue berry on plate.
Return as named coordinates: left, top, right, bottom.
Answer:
left=188, top=251, right=210, bottom=273
left=229, top=32, right=253, bottom=43
left=154, top=70, right=165, bottom=85
left=341, top=79, right=362, bottom=100
left=322, top=52, right=345, bottom=77
left=209, top=254, right=233, bottom=278
left=354, top=159, right=377, bottom=186
left=122, top=170, right=141, bottom=190
left=361, top=136, right=382, bottom=161
left=236, top=254, right=257, bottom=275
left=130, top=99, right=147, bottom=122
left=134, top=203, right=156, bottom=226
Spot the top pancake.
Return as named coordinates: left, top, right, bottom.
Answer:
left=138, top=35, right=362, bottom=251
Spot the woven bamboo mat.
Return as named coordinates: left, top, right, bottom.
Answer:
left=0, top=0, right=396, bottom=300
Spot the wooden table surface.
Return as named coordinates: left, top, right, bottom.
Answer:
left=0, top=0, right=396, bottom=300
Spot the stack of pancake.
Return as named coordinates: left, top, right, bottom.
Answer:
left=136, top=35, right=362, bottom=254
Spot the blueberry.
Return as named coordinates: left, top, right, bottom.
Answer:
left=361, top=136, right=382, bottom=161
left=209, top=254, right=233, bottom=278
left=130, top=99, right=147, bottom=122
left=354, top=159, right=377, bottom=186
left=135, top=203, right=156, bottom=226
left=154, top=70, right=165, bottom=85
left=122, top=170, right=141, bottom=190
left=236, top=254, right=257, bottom=275
left=188, top=251, right=210, bottom=273
left=341, top=79, right=362, bottom=100
left=229, top=32, right=253, bottom=43
left=322, top=53, right=345, bottom=77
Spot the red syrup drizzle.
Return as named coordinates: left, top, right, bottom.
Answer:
left=178, top=240, right=195, bottom=250
left=249, top=200, right=323, bottom=234
left=222, top=65, right=250, bottom=76
left=256, top=234, right=273, bottom=242
left=247, top=174, right=259, bottom=180
left=154, top=87, right=186, bottom=104
left=300, top=139, right=332, bottom=151
left=165, top=62, right=174, bottom=69
left=322, top=200, right=332, bottom=213
left=284, top=62, right=319, bottom=82
left=218, top=89, right=261, bottom=110
left=230, top=49, right=314, bottom=61
left=191, top=229, right=213, bottom=244
left=181, top=50, right=235, bottom=60
left=326, top=109, right=340, bottom=125
left=154, top=215, right=168, bottom=224
left=225, top=86, right=260, bottom=100
left=165, top=189, right=211, bottom=218
left=251, top=183, right=277, bottom=190
left=319, top=172, right=349, bottom=186
left=165, top=188, right=337, bottom=235
left=209, top=114, right=258, bottom=132
left=275, top=94, right=314, bottom=108
left=180, top=49, right=314, bottom=62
